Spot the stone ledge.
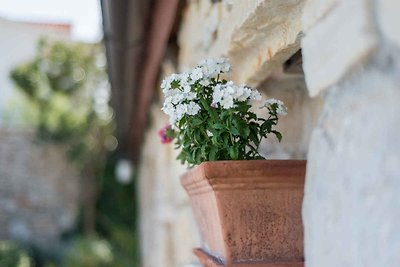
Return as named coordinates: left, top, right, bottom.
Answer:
left=179, top=0, right=305, bottom=87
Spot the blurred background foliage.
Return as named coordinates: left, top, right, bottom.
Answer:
left=0, top=241, right=32, bottom=267
left=7, top=39, right=139, bottom=267
left=10, top=38, right=114, bottom=167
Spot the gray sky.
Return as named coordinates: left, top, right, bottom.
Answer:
left=0, top=0, right=102, bottom=42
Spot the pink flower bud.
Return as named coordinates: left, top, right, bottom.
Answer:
left=158, top=124, right=174, bottom=144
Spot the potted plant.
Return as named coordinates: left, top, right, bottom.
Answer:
left=160, top=58, right=305, bottom=267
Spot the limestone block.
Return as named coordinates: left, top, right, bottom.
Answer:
left=302, top=0, right=338, bottom=31
left=178, top=0, right=232, bottom=68
left=303, top=64, right=400, bottom=266
left=377, top=0, right=400, bottom=47
left=301, top=0, right=378, bottom=97
left=179, top=0, right=305, bottom=87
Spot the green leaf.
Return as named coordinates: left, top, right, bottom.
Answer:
left=192, top=117, right=203, bottom=126
left=236, top=103, right=251, bottom=112
left=209, top=146, right=218, bottom=161
left=201, top=146, right=206, bottom=159
left=220, top=110, right=229, bottom=120
left=212, top=123, right=225, bottom=130
left=272, top=130, right=282, bottom=142
left=249, top=113, right=258, bottom=120
left=261, top=120, right=273, bottom=134
left=228, top=146, right=239, bottom=160
left=230, top=126, right=240, bottom=136
left=243, top=127, right=250, bottom=138
left=191, top=147, right=198, bottom=161
left=211, top=135, right=219, bottom=145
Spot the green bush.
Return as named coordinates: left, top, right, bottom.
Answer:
left=0, top=241, right=32, bottom=267
left=64, top=236, right=113, bottom=267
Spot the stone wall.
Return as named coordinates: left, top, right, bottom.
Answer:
left=302, top=1, right=400, bottom=266
left=139, top=0, right=400, bottom=266
left=139, top=1, right=320, bottom=266
left=0, top=128, right=80, bottom=248
left=256, top=70, right=323, bottom=160
left=179, top=0, right=305, bottom=86
left=138, top=104, right=200, bottom=267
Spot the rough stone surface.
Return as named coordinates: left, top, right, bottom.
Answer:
left=179, top=0, right=305, bottom=87
left=138, top=104, right=200, bottom=267
left=257, top=71, right=323, bottom=160
left=303, top=41, right=400, bottom=266
left=377, top=0, right=400, bottom=47
left=141, top=0, right=400, bottom=266
left=0, top=128, right=80, bottom=248
left=301, top=0, right=378, bottom=96
left=141, top=5, right=320, bottom=261
left=301, top=0, right=338, bottom=31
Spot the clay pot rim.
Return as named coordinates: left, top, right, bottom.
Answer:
left=180, top=160, right=306, bottom=194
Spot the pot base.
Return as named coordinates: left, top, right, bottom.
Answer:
left=194, top=248, right=304, bottom=267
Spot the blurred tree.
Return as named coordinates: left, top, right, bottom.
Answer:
left=0, top=241, right=32, bottom=267
left=10, top=39, right=114, bottom=234
left=64, top=236, right=113, bottom=267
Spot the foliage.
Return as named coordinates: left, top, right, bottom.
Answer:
left=9, top=39, right=139, bottom=267
left=160, top=58, right=287, bottom=166
left=64, top=236, right=113, bottom=267
left=10, top=38, right=113, bottom=168
left=95, top=155, right=140, bottom=267
left=0, top=241, right=32, bottom=267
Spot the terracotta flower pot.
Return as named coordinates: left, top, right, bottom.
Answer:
left=180, top=160, right=306, bottom=267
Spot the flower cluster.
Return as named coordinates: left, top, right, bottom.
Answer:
left=161, top=58, right=260, bottom=124
left=211, top=81, right=261, bottom=109
left=261, top=98, right=288, bottom=116
left=160, top=58, right=287, bottom=166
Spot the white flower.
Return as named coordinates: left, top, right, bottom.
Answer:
left=179, top=72, right=190, bottom=84
left=235, top=85, right=251, bottom=101
left=220, top=95, right=234, bottom=109
left=250, top=89, right=262, bottom=101
left=216, top=57, right=231, bottom=73
left=186, top=101, right=201, bottom=115
left=211, top=82, right=261, bottom=109
left=225, top=81, right=235, bottom=92
left=175, top=104, right=186, bottom=120
left=190, top=67, right=204, bottom=81
left=261, top=98, right=288, bottom=116
left=211, top=84, right=224, bottom=107
left=169, top=89, right=184, bottom=104
left=161, top=79, right=168, bottom=90
left=199, top=57, right=231, bottom=78
left=181, top=84, right=190, bottom=93
left=161, top=58, right=268, bottom=125
left=161, top=101, right=174, bottom=115
left=184, top=91, right=197, bottom=101
left=161, top=82, right=201, bottom=124
left=161, top=73, right=179, bottom=90
left=277, top=105, right=288, bottom=116
left=199, top=78, right=211, bottom=86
